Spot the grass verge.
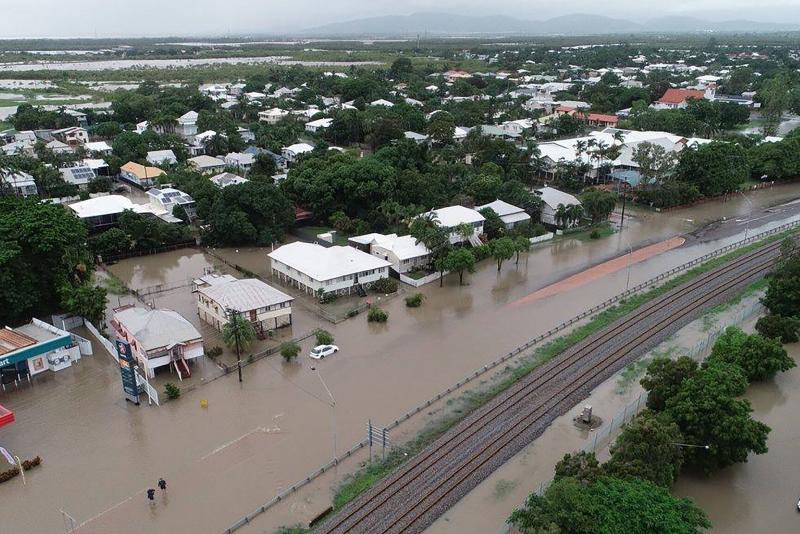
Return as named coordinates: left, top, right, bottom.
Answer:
left=324, top=230, right=797, bottom=516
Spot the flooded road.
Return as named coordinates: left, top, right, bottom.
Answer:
left=674, top=342, right=800, bottom=534
left=2, top=185, right=800, bottom=534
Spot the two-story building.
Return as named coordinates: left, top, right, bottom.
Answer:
left=147, top=187, right=196, bottom=220
left=119, top=161, right=165, bottom=188
left=1, top=170, right=37, bottom=197
left=111, top=305, right=203, bottom=379
left=422, top=205, right=486, bottom=245
left=196, top=276, right=294, bottom=334
left=268, top=242, right=391, bottom=297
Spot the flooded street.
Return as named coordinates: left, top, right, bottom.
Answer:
left=2, top=184, right=800, bottom=534
left=674, top=342, right=800, bottom=534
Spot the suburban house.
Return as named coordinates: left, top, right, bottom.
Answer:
left=652, top=88, right=706, bottom=110
left=423, top=205, right=485, bottom=245
left=176, top=111, right=199, bottom=138
left=404, top=131, right=429, bottom=144
left=59, top=165, right=98, bottom=189
left=111, top=305, right=203, bottom=379
left=147, top=187, right=196, bottom=221
left=119, top=161, right=165, bottom=188
left=68, top=195, right=153, bottom=229
left=85, top=141, right=113, bottom=155
left=268, top=242, right=391, bottom=296
left=147, top=149, right=177, bottom=166
left=1, top=170, right=37, bottom=197
left=52, top=126, right=89, bottom=146
left=501, top=119, right=535, bottom=135
left=46, top=139, right=72, bottom=154
left=348, top=233, right=431, bottom=274
left=369, top=99, right=394, bottom=107
left=258, top=107, right=289, bottom=124
left=196, top=277, right=294, bottom=334
left=210, top=172, right=248, bottom=188
left=224, top=152, right=255, bottom=172
left=535, top=186, right=582, bottom=228
left=0, top=319, right=90, bottom=385
left=305, top=117, right=334, bottom=133
left=576, top=112, right=619, bottom=128
left=281, top=143, right=314, bottom=163
left=188, top=154, right=226, bottom=174
left=476, top=199, right=531, bottom=229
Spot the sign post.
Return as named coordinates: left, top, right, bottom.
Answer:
left=115, top=339, right=140, bottom=405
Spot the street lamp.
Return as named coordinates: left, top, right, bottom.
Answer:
left=311, top=365, right=337, bottom=462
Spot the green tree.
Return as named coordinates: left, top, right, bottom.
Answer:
left=478, top=207, right=505, bottom=239
left=665, top=361, right=769, bottom=474
left=426, top=112, right=456, bottom=145
left=553, top=450, right=602, bottom=485
left=389, top=57, right=414, bottom=80
left=280, top=341, right=301, bottom=362
left=631, top=142, right=678, bottom=187
left=762, top=239, right=800, bottom=317
left=760, top=75, right=791, bottom=136
left=207, top=181, right=294, bottom=246
left=677, top=141, right=750, bottom=197
left=89, top=228, right=132, bottom=259
left=490, top=237, right=515, bottom=272
left=443, top=248, right=476, bottom=285
left=509, top=476, right=710, bottom=534
left=604, top=411, right=684, bottom=487
left=580, top=189, right=616, bottom=224
left=755, top=314, right=800, bottom=343
left=410, top=213, right=451, bottom=287
left=640, top=356, right=699, bottom=412
left=59, top=284, right=107, bottom=324
left=706, top=326, right=795, bottom=382
left=513, top=235, right=531, bottom=265
left=316, top=329, right=334, bottom=345
left=223, top=313, right=257, bottom=381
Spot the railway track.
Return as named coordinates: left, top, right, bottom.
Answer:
left=317, top=239, right=785, bottom=534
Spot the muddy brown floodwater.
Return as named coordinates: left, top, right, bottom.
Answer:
left=2, top=185, right=800, bottom=534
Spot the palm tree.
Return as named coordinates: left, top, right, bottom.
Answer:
left=555, top=204, right=569, bottom=228
left=222, top=312, right=256, bottom=383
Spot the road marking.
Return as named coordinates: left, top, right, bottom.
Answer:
left=201, top=421, right=282, bottom=461
left=77, top=489, right=145, bottom=528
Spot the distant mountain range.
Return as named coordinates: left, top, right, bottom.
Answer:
left=301, top=12, right=799, bottom=37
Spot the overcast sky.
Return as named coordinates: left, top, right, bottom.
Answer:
left=4, top=0, right=800, bottom=38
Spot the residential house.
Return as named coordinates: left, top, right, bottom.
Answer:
left=348, top=233, right=431, bottom=274
left=268, top=242, right=391, bottom=296
left=224, top=152, right=255, bottom=172
left=237, top=126, right=255, bottom=143
left=147, top=149, right=177, bottom=166
left=64, top=109, right=88, bottom=127
left=305, top=117, right=334, bottom=133
left=119, top=161, right=165, bottom=188
left=370, top=99, right=395, bottom=107
left=535, top=186, right=582, bottom=228
left=501, top=119, right=535, bottom=136
left=404, top=131, right=429, bottom=144
left=210, top=172, right=248, bottom=188
left=197, top=277, right=294, bottom=334
left=147, top=187, right=196, bottom=220
left=85, top=141, right=112, bottom=155
left=52, top=126, right=89, bottom=146
left=652, top=88, right=706, bottom=110
left=281, top=143, right=314, bottom=163
left=59, top=165, right=97, bottom=189
left=188, top=155, right=226, bottom=174
left=258, top=107, right=290, bottom=124
left=1, top=170, right=37, bottom=197
left=110, top=305, right=203, bottom=379
left=46, top=139, right=72, bottom=154
left=67, top=195, right=153, bottom=230
left=476, top=199, right=531, bottom=229
left=423, top=205, right=485, bottom=245
left=575, top=112, right=619, bottom=129
left=176, top=111, right=199, bottom=137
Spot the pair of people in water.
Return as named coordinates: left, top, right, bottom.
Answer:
left=146, top=478, right=167, bottom=504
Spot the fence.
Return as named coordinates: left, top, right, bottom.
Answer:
left=399, top=270, right=445, bottom=287
left=83, top=320, right=116, bottom=361
left=529, top=232, right=555, bottom=244
left=221, top=221, right=796, bottom=534
left=102, top=241, right=196, bottom=263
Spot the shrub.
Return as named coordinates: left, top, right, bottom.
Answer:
left=21, top=456, right=41, bottom=470
left=347, top=308, right=360, bottom=317
left=472, top=244, right=492, bottom=262
left=371, top=277, right=398, bottom=294
left=280, top=341, right=301, bottom=362
left=205, top=345, right=223, bottom=358
left=590, top=229, right=601, bottom=239
left=0, top=467, right=20, bottom=483
left=368, top=306, right=388, bottom=323
left=164, top=383, right=181, bottom=400
left=405, top=293, right=425, bottom=308
left=755, top=314, right=800, bottom=343
left=316, top=329, right=335, bottom=345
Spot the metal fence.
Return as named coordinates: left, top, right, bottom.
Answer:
left=221, top=222, right=795, bottom=534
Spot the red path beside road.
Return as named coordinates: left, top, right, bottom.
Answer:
left=510, top=237, right=686, bottom=307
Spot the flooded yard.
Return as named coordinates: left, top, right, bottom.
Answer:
left=2, top=185, right=800, bottom=534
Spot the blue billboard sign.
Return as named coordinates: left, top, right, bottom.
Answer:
left=116, top=339, right=140, bottom=405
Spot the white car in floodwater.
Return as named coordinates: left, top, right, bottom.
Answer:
left=309, top=345, right=339, bottom=359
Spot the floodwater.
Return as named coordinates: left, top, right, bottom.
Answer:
left=2, top=185, right=800, bottom=534
left=674, top=342, right=800, bottom=533
left=0, top=56, right=383, bottom=72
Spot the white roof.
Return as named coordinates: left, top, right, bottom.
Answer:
left=476, top=199, right=525, bottom=217
left=404, top=131, right=429, bottom=141
left=178, top=111, right=198, bottom=123
left=535, top=186, right=581, bottom=209
left=269, top=243, right=391, bottom=282
left=370, top=99, right=394, bottom=107
left=283, top=143, right=314, bottom=155
left=1, top=170, right=35, bottom=188
left=188, top=155, right=225, bottom=168
left=114, top=307, right=201, bottom=352
left=198, top=278, right=293, bottom=312
left=67, top=195, right=150, bottom=218
left=427, top=205, right=485, bottom=228
left=147, top=149, right=177, bottom=164
left=210, top=172, right=248, bottom=188
left=85, top=141, right=112, bottom=152
left=306, top=118, right=334, bottom=128
left=371, top=234, right=430, bottom=260
left=224, top=152, right=255, bottom=165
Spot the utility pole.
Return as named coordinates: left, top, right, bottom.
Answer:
left=312, top=366, right=336, bottom=461
left=227, top=307, right=243, bottom=383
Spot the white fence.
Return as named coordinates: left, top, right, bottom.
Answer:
left=399, top=270, right=446, bottom=287
left=83, top=320, right=116, bottom=361
left=529, top=232, right=555, bottom=244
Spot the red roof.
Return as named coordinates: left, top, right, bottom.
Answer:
left=555, top=105, right=577, bottom=114
left=585, top=113, right=619, bottom=124
left=657, top=88, right=705, bottom=105
left=0, top=404, right=14, bottom=429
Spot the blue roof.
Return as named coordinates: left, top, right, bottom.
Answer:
left=610, top=169, right=643, bottom=187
